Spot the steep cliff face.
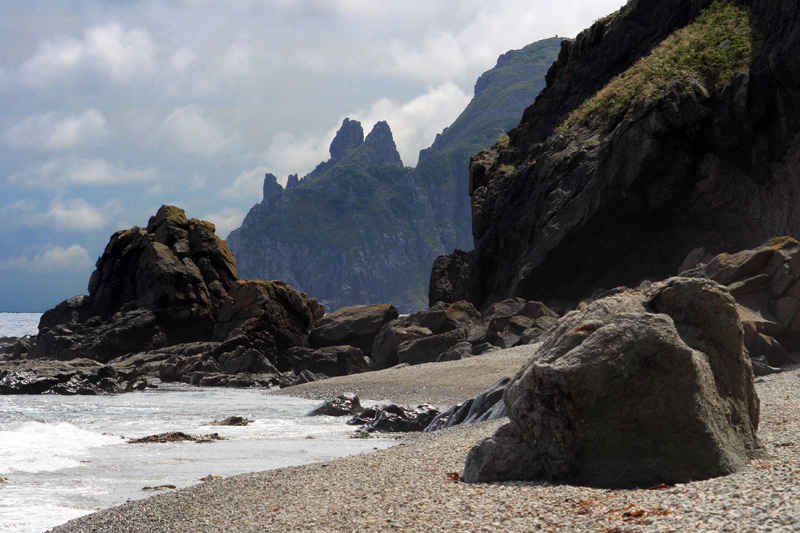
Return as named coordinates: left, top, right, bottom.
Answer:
left=228, top=38, right=562, bottom=313
left=432, top=0, right=800, bottom=310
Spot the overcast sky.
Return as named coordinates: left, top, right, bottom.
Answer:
left=0, top=0, right=626, bottom=312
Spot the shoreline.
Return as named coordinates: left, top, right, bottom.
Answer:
left=50, top=354, right=800, bottom=532
left=272, top=346, right=535, bottom=407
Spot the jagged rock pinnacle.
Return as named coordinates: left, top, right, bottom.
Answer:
left=363, top=121, right=403, bottom=167
left=329, top=118, right=364, bottom=161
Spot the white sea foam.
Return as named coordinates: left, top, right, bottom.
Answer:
left=0, top=421, right=123, bottom=473
left=0, top=385, right=394, bottom=533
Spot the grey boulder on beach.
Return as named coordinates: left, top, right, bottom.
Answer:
left=463, top=277, right=766, bottom=488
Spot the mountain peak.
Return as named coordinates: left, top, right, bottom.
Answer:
left=329, top=118, right=364, bottom=161
left=363, top=121, right=403, bottom=166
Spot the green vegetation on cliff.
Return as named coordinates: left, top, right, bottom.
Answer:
left=564, top=1, right=762, bottom=132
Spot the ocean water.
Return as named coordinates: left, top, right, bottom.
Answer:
left=0, top=312, right=41, bottom=338
left=0, top=314, right=394, bottom=532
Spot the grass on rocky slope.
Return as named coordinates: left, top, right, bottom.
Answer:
left=563, top=0, right=762, bottom=132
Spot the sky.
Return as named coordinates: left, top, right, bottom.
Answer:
left=0, top=0, right=626, bottom=312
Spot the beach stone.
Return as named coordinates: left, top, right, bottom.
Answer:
left=306, top=393, right=363, bottom=417
left=437, top=341, right=474, bottom=362
left=129, top=432, right=225, bottom=444
left=286, top=345, right=368, bottom=377
left=371, top=322, right=432, bottom=370
left=206, top=416, right=253, bottom=426
left=397, top=328, right=469, bottom=366
left=348, top=404, right=440, bottom=432
left=463, top=277, right=765, bottom=488
left=309, top=304, right=398, bottom=356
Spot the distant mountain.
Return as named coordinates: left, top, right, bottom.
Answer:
left=227, top=37, right=563, bottom=313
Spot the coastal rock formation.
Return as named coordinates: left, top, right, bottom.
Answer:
left=432, top=0, right=800, bottom=311
left=463, top=277, right=765, bottom=487
left=370, top=299, right=556, bottom=370
left=683, top=236, right=800, bottom=368
left=30, top=205, right=238, bottom=362
left=228, top=38, right=563, bottom=313
left=12, top=206, right=328, bottom=394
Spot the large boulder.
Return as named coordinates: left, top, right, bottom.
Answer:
left=309, top=304, right=398, bottom=356
left=463, top=277, right=764, bottom=488
left=285, top=345, right=368, bottom=377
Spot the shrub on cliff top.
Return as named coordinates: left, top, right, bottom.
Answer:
left=563, top=1, right=762, bottom=132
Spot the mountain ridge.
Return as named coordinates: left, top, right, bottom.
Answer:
left=227, top=37, right=564, bottom=313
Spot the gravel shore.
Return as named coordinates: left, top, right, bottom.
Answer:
left=51, top=351, right=800, bottom=532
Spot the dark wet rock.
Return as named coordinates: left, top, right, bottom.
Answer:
left=128, top=432, right=226, bottom=444
left=306, top=393, right=363, bottom=417
left=348, top=404, right=440, bottom=433
left=0, top=359, right=123, bottom=395
left=279, top=369, right=324, bottom=388
left=463, top=277, right=765, bottom=488
left=309, top=304, right=398, bottom=356
left=286, top=345, right=368, bottom=377
left=205, top=416, right=253, bottom=426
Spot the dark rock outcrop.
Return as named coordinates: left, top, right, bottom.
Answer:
left=13, top=206, right=332, bottom=394
left=425, top=377, right=509, bottom=432
left=348, top=404, right=440, bottom=433
left=30, top=205, right=238, bottom=363
left=682, top=236, right=800, bottom=367
left=306, top=392, right=364, bottom=417
left=463, top=277, right=765, bottom=488
left=309, top=304, right=398, bottom=356
left=370, top=299, right=557, bottom=370
left=129, top=432, right=225, bottom=444
left=286, top=345, right=368, bottom=378
left=432, top=0, right=800, bottom=312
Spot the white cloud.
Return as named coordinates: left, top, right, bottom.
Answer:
left=159, top=104, right=238, bottom=155
left=5, top=109, right=109, bottom=150
left=265, top=130, right=332, bottom=182
left=222, top=166, right=269, bottom=201
left=201, top=207, right=246, bottom=240
left=20, top=23, right=156, bottom=87
left=351, top=83, right=472, bottom=165
left=10, top=157, right=158, bottom=188
left=261, top=83, right=471, bottom=177
left=0, top=244, right=93, bottom=273
left=45, top=198, right=106, bottom=231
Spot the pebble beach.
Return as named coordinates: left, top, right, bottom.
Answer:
left=50, top=348, right=800, bottom=532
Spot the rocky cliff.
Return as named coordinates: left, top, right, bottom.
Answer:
left=227, top=38, right=563, bottom=313
left=432, top=0, right=800, bottom=310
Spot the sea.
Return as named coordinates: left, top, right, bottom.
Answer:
left=0, top=312, right=396, bottom=532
